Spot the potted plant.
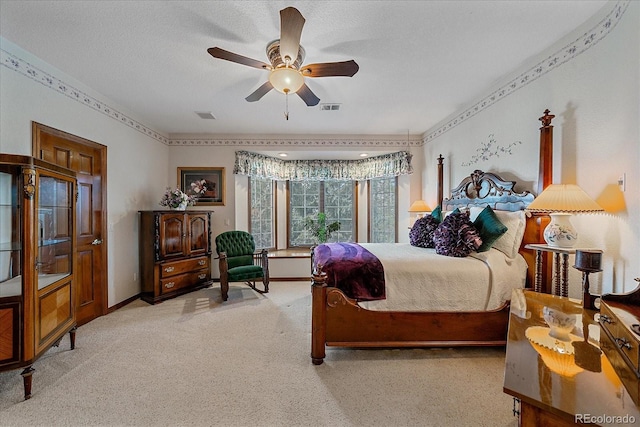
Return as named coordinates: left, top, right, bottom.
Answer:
left=304, top=212, right=341, bottom=244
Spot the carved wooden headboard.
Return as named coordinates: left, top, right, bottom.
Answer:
left=442, top=170, right=534, bottom=212
left=441, top=169, right=537, bottom=287
left=433, top=109, right=554, bottom=290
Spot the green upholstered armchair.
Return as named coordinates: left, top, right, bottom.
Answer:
left=215, top=231, right=269, bottom=301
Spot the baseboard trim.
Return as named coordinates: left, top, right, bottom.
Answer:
left=108, top=293, right=141, bottom=313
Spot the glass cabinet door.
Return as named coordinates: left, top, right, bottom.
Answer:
left=36, top=174, right=73, bottom=290
left=0, top=169, right=21, bottom=298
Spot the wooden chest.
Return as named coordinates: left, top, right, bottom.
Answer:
left=139, top=211, right=213, bottom=304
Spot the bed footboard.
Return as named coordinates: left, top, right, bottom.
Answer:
left=310, top=271, right=510, bottom=365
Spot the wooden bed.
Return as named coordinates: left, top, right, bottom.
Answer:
left=310, top=110, right=555, bottom=365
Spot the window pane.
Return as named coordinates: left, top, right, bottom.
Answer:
left=369, top=177, right=397, bottom=243
left=249, top=177, right=274, bottom=249
left=324, top=181, right=354, bottom=243
left=289, top=181, right=320, bottom=246
left=288, top=180, right=355, bottom=246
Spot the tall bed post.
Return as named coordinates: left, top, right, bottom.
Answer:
left=538, top=109, right=554, bottom=194
left=536, top=109, right=555, bottom=293
left=437, top=154, right=444, bottom=208
left=521, top=109, right=555, bottom=291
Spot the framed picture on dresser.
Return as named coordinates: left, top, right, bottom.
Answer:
left=178, top=167, right=225, bottom=206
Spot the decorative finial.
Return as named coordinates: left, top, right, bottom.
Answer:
left=539, top=109, right=555, bottom=127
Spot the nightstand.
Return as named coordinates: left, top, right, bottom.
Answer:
left=525, top=244, right=576, bottom=297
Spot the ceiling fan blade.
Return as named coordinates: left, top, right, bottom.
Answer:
left=207, top=47, right=270, bottom=70
left=301, top=60, right=360, bottom=78
left=279, top=7, right=305, bottom=64
left=245, top=81, right=274, bottom=102
left=296, top=83, right=320, bottom=106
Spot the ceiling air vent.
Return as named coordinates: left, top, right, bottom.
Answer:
left=319, top=103, right=341, bottom=111
left=195, top=111, right=216, bottom=119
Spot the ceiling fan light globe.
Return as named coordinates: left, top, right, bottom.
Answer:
left=269, top=67, right=304, bottom=94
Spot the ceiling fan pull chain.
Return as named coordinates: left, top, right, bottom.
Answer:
left=285, top=91, right=290, bottom=120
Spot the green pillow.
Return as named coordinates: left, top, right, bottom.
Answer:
left=430, top=205, right=442, bottom=223
left=473, top=206, right=508, bottom=252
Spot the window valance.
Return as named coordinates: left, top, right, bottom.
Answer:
left=233, top=150, right=413, bottom=181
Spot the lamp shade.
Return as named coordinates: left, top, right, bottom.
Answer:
left=526, top=184, right=603, bottom=213
left=408, top=200, right=431, bottom=213
left=527, top=184, right=603, bottom=248
left=269, top=67, right=304, bottom=94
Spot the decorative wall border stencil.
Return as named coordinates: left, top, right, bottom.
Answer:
left=461, top=135, right=522, bottom=167
left=424, top=0, right=628, bottom=144
left=0, top=46, right=169, bottom=145
left=167, top=137, right=421, bottom=148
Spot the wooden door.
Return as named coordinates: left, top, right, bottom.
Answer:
left=32, top=122, right=107, bottom=326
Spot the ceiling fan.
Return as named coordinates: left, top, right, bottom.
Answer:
left=207, top=6, right=359, bottom=117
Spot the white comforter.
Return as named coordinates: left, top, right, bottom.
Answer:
left=356, top=243, right=527, bottom=312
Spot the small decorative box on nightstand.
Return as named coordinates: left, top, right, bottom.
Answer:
left=598, top=282, right=640, bottom=405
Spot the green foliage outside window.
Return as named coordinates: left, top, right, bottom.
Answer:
left=303, top=212, right=341, bottom=244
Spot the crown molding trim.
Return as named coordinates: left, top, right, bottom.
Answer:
left=0, top=41, right=170, bottom=145
left=423, top=0, right=628, bottom=144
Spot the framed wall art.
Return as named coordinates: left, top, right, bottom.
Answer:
left=178, top=167, right=225, bottom=206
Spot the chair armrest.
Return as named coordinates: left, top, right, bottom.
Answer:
left=253, top=249, right=269, bottom=269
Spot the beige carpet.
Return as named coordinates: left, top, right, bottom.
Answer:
left=0, top=282, right=517, bottom=427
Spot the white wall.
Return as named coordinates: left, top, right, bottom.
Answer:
left=421, top=1, right=640, bottom=297
left=2, top=1, right=636, bottom=307
left=1, top=38, right=170, bottom=307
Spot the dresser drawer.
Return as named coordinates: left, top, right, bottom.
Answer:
left=159, top=256, right=209, bottom=278
left=160, top=269, right=210, bottom=295
left=600, top=302, right=640, bottom=375
left=601, top=328, right=640, bottom=405
left=599, top=303, right=620, bottom=340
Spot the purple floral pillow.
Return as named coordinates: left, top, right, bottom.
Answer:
left=433, top=212, right=483, bottom=257
left=409, top=215, right=440, bottom=248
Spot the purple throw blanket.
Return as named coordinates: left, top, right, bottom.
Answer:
left=313, top=242, right=386, bottom=301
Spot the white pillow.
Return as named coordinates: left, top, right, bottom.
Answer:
left=469, top=207, right=526, bottom=259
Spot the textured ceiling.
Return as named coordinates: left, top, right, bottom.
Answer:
left=0, top=0, right=609, bottom=137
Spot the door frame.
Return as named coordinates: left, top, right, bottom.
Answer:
left=32, top=121, right=109, bottom=318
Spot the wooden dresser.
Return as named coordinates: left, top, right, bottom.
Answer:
left=138, top=210, right=212, bottom=304
left=599, top=284, right=640, bottom=405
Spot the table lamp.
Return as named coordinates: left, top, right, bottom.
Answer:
left=408, top=200, right=431, bottom=222
left=573, top=249, right=603, bottom=310
left=526, top=184, right=603, bottom=248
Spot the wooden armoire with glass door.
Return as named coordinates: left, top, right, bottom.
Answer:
left=0, top=154, right=77, bottom=400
